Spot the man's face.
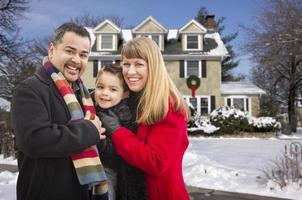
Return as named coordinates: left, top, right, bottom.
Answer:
left=48, top=31, right=90, bottom=82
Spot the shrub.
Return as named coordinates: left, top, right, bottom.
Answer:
left=250, top=117, right=281, bottom=132
left=210, top=106, right=251, bottom=134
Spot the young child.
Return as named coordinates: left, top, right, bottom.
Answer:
left=94, top=64, right=131, bottom=200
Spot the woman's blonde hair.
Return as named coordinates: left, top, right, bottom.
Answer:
left=121, top=37, right=190, bottom=125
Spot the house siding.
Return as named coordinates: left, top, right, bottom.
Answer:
left=251, top=96, right=260, bottom=117
left=95, top=23, right=119, bottom=33
left=82, top=61, right=95, bottom=88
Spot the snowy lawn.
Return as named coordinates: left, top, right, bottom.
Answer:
left=0, top=128, right=301, bottom=200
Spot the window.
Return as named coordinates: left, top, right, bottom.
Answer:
left=184, top=60, right=205, bottom=78
left=225, top=96, right=251, bottom=114
left=98, top=35, right=115, bottom=50
left=184, top=96, right=210, bottom=116
left=187, top=35, right=198, bottom=49
left=185, top=35, right=201, bottom=50
left=101, top=35, right=113, bottom=49
left=151, top=35, right=160, bottom=47
left=187, top=61, right=199, bottom=77
left=200, top=98, right=209, bottom=115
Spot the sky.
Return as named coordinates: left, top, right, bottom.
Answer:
left=1, top=130, right=302, bottom=200
left=18, top=0, right=263, bottom=77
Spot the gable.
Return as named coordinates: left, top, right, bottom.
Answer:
left=135, top=20, right=166, bottom=33
left=95, top=23, right=120, bottom=33
left=133, top=16, right=167, bottom=33
left=181, top=23, right=205, bottom=33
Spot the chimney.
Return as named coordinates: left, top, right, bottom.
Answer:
left=205, top=15, right=215, bottom=31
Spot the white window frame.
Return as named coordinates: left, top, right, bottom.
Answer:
left=184, top=95, right=211, bottom=116
left=97, top=34, right=116, bottom=51
left=185, top=34, right=201, bottom=51
left=184, top=60, right=201, bottom=78
left=224, top=95, right=251, bottom=115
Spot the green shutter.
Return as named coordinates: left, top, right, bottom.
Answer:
left=179, top=60, right=184, bottom=78
left=210, top=95, right=216, bottom=111
left=202, top=60, right=207, bottom=78
left=93, top=60, right=98, bottom=77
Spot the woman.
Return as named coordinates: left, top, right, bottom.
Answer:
left=100, top=37, right=190, bottom=200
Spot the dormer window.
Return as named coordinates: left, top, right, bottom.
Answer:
left=101, top=35, right=113, bottom=49
left=185, top=35, right=200, bottom=50
left=97, top=34, right=116, bottom=51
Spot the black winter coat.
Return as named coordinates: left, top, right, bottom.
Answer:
left=11, top=67, right=100, bottom=200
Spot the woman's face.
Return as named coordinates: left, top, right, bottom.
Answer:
left=121, top=57, right=148, bottom=92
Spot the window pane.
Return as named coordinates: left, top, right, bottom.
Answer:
left=187, top=61, right=199, bottom=76
left=189, top=97, right=197, bottom=110
left=200, top=98, right=208, bottom=115
left=187, top=35, right=198, bottom=49
left=151, top=35, right=160, bottom=46
left=233, top=98, right=244, bottom=111
left=101, top=35, right=113, bottom=49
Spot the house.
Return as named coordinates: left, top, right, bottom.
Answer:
left=81, top=16, right=265, bottom=117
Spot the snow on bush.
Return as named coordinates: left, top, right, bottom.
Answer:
left=188, top=115, right=219, bottom=134
left=210, top=106, right=250, bottom=134
left=187, top=106, right=281, bottom=135
left=249, top=116, right=281, bottom=132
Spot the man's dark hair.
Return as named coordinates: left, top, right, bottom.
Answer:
left=51, top=22, right=91, bottom=46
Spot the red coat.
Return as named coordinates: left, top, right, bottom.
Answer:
left=112, top=107, right=190, bottom=200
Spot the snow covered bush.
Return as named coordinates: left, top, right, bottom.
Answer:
left=188, top=114, right=219, bottom=135
left=262, top=142, right=302, bottom=190
left=187, top=105, right=281, bottom=136
left=249, top=117, right=281, bottom=132
left=210, top=106, right=251, bottom=134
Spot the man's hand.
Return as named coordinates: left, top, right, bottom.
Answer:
left=99, top=110, right=121, bottom=138
left=85, top=111, right=106, bottom=140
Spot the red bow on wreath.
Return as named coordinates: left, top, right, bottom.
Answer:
left=186, top=75, right=200, bottom=98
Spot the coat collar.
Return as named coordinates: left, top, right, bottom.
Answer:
left=34, top=66, right=53, bottom=85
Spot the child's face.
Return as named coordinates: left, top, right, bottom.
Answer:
left=95, top=71, right=125, bottom=109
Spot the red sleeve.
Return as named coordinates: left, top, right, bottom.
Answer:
left=111, top=110, right=187, bottom=175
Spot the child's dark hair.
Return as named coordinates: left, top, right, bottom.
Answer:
left=95, top=64, right=128, bottom=91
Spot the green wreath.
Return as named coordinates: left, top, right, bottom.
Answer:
left=186, top=75, right=200, bottom=89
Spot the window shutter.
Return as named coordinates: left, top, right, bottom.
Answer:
left=202, top=60, right=207, bottom=78
left=227, top=98, right=231, bottom=106
left=179, top=60, right=184, bottom=78
left=210, top=95, right=216, bottom=111
left=93, top=60, right=98, bottom=78
left=246, top=98, right=249, bottom=111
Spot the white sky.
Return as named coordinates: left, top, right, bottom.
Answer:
left=1, top=129, right=301, bottom=200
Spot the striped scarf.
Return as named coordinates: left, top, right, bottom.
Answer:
left=43, top=57, right=108, bottom=200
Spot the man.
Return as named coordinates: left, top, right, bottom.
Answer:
left=11, top=22, right=106, bottom=200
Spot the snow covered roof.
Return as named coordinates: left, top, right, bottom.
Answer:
left=121, top=29, right=133, bottom=42
left=167, top=29, right=178, bottom=40
left=0, top=97, right=10, bottom=112
left=221, top=82, right=266, bottom=95
left=204, top=33, right=229, bottom=57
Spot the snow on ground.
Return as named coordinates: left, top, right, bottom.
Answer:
left=0, top=128, right=301, bottom=200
